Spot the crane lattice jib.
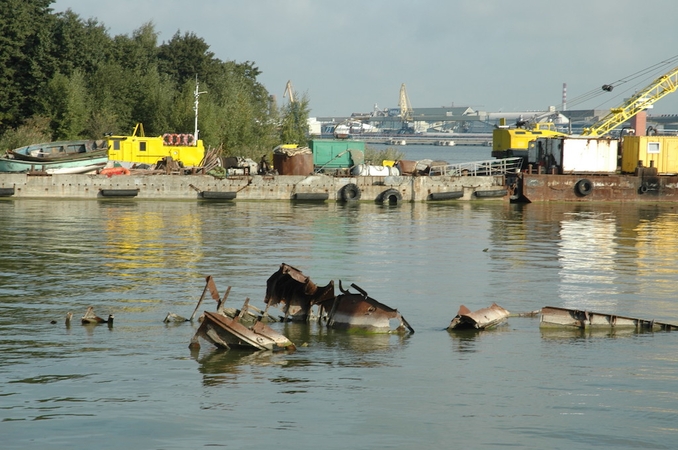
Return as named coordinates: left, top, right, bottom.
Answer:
left=583, top=66, right=678, bottom=136
left=399, top=83, right=413, bottom=122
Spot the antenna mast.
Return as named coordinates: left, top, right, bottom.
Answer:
left=193, top=76, right=207, bottom=144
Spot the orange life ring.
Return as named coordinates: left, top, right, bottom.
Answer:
left=163, top=133, right=172, bottom=145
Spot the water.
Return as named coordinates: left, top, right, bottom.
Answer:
left=369, top=142, right=493, bottom=164
left=2, top=195, right=678, bottom=449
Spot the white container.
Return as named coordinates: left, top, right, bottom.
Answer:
left=530, top=137, right=618, bottom=174
left=351, top=164, right=401, bottom=176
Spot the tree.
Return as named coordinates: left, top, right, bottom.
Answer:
left=279, top=91, right=310, bottom=146
left=0, top=0, right=55, bottom=134
left=42, top=70, right=90, bottom=139
left=158, top=31, right=218, bottom=87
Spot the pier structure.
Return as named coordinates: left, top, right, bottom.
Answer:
left=0, top=172, right=508, bottom=202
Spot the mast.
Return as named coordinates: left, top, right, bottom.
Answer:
left=193, top=76, right=207, bottom=144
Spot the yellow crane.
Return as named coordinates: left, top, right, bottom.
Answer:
left=398, top=83, right=413, bottom=123
left=283, top=80, right=295, bottom=104
left=583, top=65, right=678, bottom=136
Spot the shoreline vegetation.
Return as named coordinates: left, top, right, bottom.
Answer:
left=1, top=1, right=310, bottom=162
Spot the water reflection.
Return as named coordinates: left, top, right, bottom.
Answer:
left=539, top=327, right=659, bottom=341
left=192, top=320, right=412, bottom=386
left=447, top=325, right=512, bottom=354
left=195, top=348, right=288, bottom=386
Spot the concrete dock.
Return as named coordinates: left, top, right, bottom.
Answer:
left=0, top=173, right=508, bottom=202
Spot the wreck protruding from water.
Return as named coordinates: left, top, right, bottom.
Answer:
left=448, top=303, right=510, bottom=330
left=190, top=299, right=296, bottom=352
left=318, top=281, right=415, bottom=334
left=264, top=263, right=335, bottom=322
left=540, top=306, right=678, bottom=331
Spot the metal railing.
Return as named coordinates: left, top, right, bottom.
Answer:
left=429, top=157, right=522, bottom=176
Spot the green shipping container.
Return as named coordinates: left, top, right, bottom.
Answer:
left=309, top=139, right=365, bottom=169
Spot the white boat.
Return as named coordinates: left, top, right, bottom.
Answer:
left=47, top=162, right=107, bottom=174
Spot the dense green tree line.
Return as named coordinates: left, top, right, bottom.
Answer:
left=0, top=0, right=310, bottom=156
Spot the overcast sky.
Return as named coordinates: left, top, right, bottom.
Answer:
left=51, top=0, right=678, bottom=117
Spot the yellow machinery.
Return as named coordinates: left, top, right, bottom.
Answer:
left=107, top=123, right=206, bottom=167
left=399, top=83, right=413, bottom=123
left=491, top=118, right=565, bottom=158
left=493, top=64, right=678, bottom=160
left=583, top=66, right=678, bottom=136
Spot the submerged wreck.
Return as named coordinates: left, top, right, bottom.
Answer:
left=263, top=263, right=414, bottom=333
left=81, top=306, right=114, bottom=325
left=264, top=263, right=335, bottom=322
left=540, top=306, right=678, bottom=331
left=448, top=303, right=510, bottom=330
left=318, top=282, right=414, bottom=333
left=190, top=299, right=296, bottom=351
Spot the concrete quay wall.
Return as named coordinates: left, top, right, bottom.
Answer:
left=0, top=173, right=507, bottom=202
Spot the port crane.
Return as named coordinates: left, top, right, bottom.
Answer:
left=283, top=80, right=295, bottom=104
left=582, top=65, right=678, bottom=136
left=398, top=83, right=413, bottom=123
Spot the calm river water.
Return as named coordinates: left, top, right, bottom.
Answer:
left=2, top=146, right=678, bottom=449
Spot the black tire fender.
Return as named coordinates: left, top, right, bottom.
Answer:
left=340, top=183, right=361, bottom=201
left=575, top=179, right=593, bottom=196
left=380, top=188, right=403, bottom=205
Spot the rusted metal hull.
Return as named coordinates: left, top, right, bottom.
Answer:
left=319, top=283, right=414, bottom=333
left=513, top=173, right=678, bottom=202
left=193, top=310, right=295, bottom=351
left=448, top=303, right=510, bottom=330
left=264, top=263, right=335, bottom=322
left=540, top=306, right=678, bottom=331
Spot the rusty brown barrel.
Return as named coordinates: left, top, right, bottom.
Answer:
left=273, top=146, right=313, bottom=175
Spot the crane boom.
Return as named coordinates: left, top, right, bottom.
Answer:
left=399, top=83, right=413, bottom=122
left=283, top=80, right=295, bottom=104
left=583, top=66, right=678, bottom=136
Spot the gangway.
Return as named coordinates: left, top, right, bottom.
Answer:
left=430, top=157, right=522, bottom=176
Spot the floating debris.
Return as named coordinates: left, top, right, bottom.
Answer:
left=81, top=306, right=113, bottom=325
left=190, top=299, right=295, bottom=351
left=448, top=303, right=510, bottom=330
left=540, top=306, right=678, bottom=330
left=317, top=281, right=414, bottom=333
left=264, top=263, right=335, bottom=322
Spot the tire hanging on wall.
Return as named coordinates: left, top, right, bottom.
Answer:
left=340, top=183, right=361, bottom=202
left=575, top=179, right=593, bottom=196
left=380, top=188, right=403, bottom=205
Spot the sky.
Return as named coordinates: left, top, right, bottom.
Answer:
left=51, top=0, right=678, bottom=118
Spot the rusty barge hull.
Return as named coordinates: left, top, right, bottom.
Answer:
left=514, top=173, right=678, bottom=202
left=540, top=306, right=678, bottom=331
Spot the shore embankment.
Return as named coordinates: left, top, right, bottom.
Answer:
left=0, top=173, right=507, bottom=202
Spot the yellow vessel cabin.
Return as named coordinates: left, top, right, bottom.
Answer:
left=492, top=119, right=565, bottom=159
left=107, top=123, right=206, bottom=167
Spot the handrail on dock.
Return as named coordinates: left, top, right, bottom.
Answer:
left=430, top=157, right=522, bottom=176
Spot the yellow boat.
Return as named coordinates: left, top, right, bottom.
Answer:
left=107, top=123, right=205, bottom=167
